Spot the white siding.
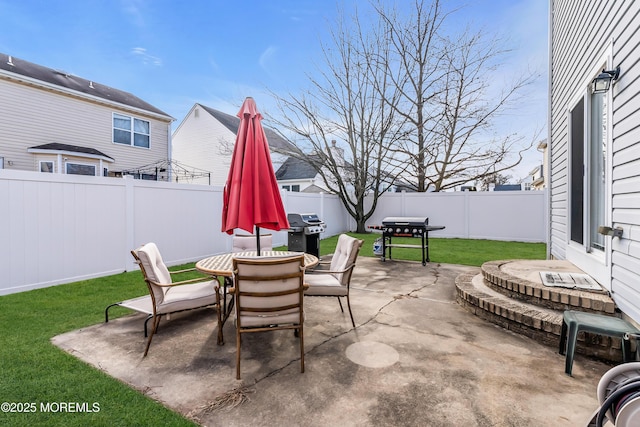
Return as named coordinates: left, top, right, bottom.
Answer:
left=550, top=1, right=640, bottom=321
left=171, top=105, right=234, bottom=185
left=172, top=104, right=293, bottom=186
left=0, top=78, right=171, bottom=174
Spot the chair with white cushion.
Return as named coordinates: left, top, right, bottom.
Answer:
left=230, top=254, right=307, bottom=379
left=232, top=234, right=273, bottom=253
left=128, top=242, right=223, bottom=356
left=304, top=234, right=364, bottom=328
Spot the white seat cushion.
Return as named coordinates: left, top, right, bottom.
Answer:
left=135, top=242, right=172, bottom=304
left=157, top=280, right=219, bottom=314
left=232, top=234, right=273, bottom=252
left=304, top=274, right=347, bottom=296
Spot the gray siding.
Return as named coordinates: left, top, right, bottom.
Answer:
left=550, top=0, right=640, bottom=321
left=0, top=76, right=171, bottom=174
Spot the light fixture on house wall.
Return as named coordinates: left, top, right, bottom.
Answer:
left=592, top=66, right=620, bottom=94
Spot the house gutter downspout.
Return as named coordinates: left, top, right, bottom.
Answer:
left=546, top=0, right=553, bottom=260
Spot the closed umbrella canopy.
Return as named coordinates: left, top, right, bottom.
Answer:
left=221, top=97, right=289, bottom=250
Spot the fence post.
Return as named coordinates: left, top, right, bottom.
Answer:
left=124, top=176, right=136, bottom=272
left=401, top=190, right=407, bottom=216
left=464, top=191, right=470, bottom=239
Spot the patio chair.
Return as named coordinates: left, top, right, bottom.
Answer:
left=230, top=254, right=307, bottom=379
left=128, top=242, right=223, bottom=356
left=232, top=233, right=273, bottom=252
left=304, top=234, right=364, bottom=328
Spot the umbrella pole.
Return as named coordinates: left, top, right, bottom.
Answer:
left=256, top=225, right=261, bottom=256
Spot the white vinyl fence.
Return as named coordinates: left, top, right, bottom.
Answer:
left=0, top=170, right=546, bottom=295
left=363, top=190, right=548, bottom=242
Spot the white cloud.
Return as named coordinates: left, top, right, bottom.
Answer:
left=259, top=46, right=277, bottom=73
left=120, top=0, right=146, bottom=28
left=131, top=47, right=162, bottom=66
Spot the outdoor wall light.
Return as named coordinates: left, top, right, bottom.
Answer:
left=592, top=66, right=620, bottom=94
left=597, top=225, right=623, bottom=238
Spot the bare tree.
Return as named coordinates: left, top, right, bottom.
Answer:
left=374, top=0, right=538, bottom=191
left=268, top=0, right=539, bottom=231
left=269, top=8, right=406, bottom=232
left=373, top=0, right=448, bottom=192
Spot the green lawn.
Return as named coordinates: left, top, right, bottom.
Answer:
left=0, top=271, right=197, bottom=427
left=283, top=232, right=546, bottom=267
left=0, top=235, right=545, bottom=426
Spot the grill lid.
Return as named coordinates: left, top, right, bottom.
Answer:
left=382, top=217, right=429, bottom=227
left=288, top=213, right=323, bottom=226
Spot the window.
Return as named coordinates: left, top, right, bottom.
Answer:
left=569, top=90, right=608, bottom=252
left=40, top=161, right=54, bottom=173
left=589, top=91, right=607, bottom=251
left=570, top=99, right=584, bottom=245
left=113, top=113, right=150, bottom=148
left=282, top=185, right=290, bottom=191
left=66, top=163, right=96, bottom=176
left=292, top=185, right=300, bottom=192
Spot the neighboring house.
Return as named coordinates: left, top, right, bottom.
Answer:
left=0, top=53, right=173, bottom=178
left=171, top=103, right=296, bottom=186
left=275, top=155, right=327, bottom=193
left=495, top=184, right=529, bottom=191
left=528, top=165, right=544, bottom=190
left=275, top=140, right=402, bottom=194
left=549, top=2, right=640, bottom=322
left=528, top=139, right=548, bottom=191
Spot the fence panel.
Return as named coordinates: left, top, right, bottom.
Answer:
left=1, top=171, right=126, bottom=295
left=131, top=179, right=225, bottom=269
left=365, top=190, right=547, bottom=242
left=0, top=170, right=546, bottom=295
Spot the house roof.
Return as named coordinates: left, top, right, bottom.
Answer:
left=275, top=156, right=319, bottom=180
left=0, top=53, right=171, bottom=119
left=494, top=184, right=522, bottom=191
left=197, top=103, right=296, bottom=153
left=28, top=143, right=115, bottom=162
left=301, top=184, right=326, bottom=193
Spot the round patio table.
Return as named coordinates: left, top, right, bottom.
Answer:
left=196, top=251, right=318, bottom=277
left=196, top=251, right=319, bottom=324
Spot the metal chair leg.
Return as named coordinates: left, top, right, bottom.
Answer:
left=143, top=315, right=162, bottom=357
left=346, top=295, right=356, bottom=328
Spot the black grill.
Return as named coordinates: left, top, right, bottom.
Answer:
left=382, top=217, right=429, bottom=237
left=373, top=217, right=445, bottom=266
left=287, top=213, right=326, bottom=258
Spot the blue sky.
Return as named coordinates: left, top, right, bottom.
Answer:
left=0, top=0, right=548, bottom=180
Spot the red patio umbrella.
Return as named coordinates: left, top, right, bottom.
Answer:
left=221, top=97, right=289, bottom=254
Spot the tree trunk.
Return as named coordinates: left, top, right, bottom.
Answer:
left=355, top=220, right=368, bottom=233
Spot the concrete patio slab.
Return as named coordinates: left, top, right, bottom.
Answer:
left=52, top=257, right=613, bottom=426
